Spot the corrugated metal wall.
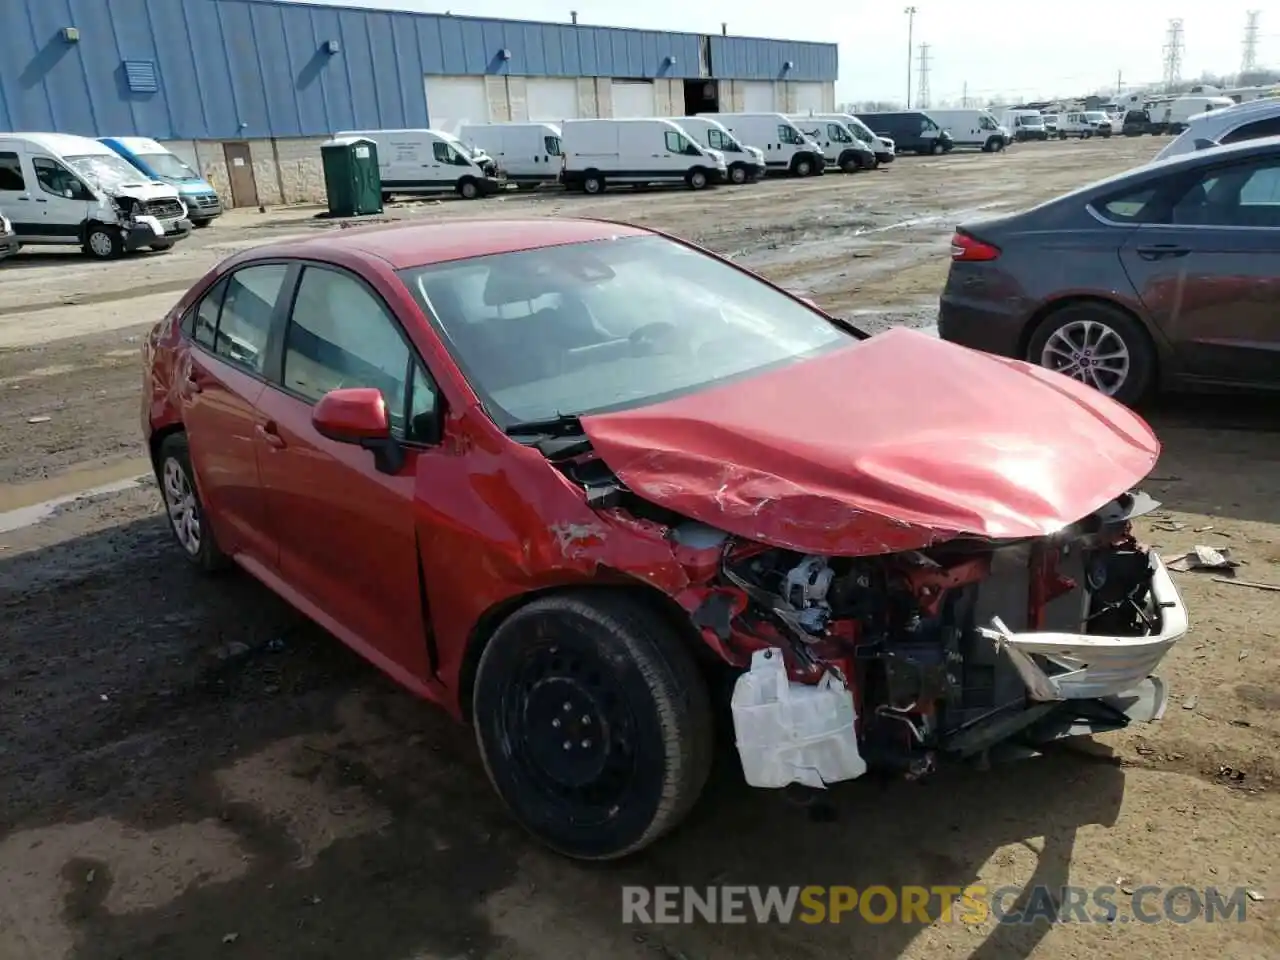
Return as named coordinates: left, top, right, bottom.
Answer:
left=0, top=0, right=838, bottom=140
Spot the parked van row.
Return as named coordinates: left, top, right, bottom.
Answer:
left=0, top=132, right=193, bottom=260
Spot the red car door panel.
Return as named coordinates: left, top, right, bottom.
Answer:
left=252, top=264, right=436, bottom=678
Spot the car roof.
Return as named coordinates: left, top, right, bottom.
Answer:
left=242, top=218, right=653, bottom=270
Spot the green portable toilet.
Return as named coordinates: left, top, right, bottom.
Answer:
left=320, top=136, right=382, bottom=216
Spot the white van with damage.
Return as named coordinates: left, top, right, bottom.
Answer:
left=458, top=122, right=563, bottom=191
left=714, top=113, right=827, bottom=177
left=0, top=133, right=191, bottom=259
left=336, top=128, right=504, bottom=200
left=559, top=118, right=728, bottom=193
left=668, top=116, right=766, bottom=184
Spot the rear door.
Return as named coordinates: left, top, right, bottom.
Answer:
left=252, top=262, right=442, bottom=678
left=0, top=149, right=34, bottom=237
left=179, top=262, right=292, bottom=565
left=1118, top=153, right=1280, bottom=387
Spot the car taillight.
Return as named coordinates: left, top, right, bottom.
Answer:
left=950, top=232, right=1000, bottom=262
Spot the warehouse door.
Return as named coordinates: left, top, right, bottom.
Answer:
left=793, top=83, right=827, bottom=113
left=611, top=80, right=656, bottom=118
left=222, top=142, right=258, bottom=208
left=741, top=81, right=775, bottom=112
left=527, top=78, right=579, bottom=121
left=425, top=76, right=490, bottom=134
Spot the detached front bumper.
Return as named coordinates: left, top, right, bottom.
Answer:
left=980, top=551, right=1188, bottom=702
left=125, top=217, right=193, bottom=251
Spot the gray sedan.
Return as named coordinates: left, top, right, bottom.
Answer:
left=938, top=136, right=1280, bottom=404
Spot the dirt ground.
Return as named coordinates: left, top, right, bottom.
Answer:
left=1, top=137, right=1277, bottom=960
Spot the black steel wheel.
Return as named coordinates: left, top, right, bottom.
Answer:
left=472, top=590, right=713, bottom=860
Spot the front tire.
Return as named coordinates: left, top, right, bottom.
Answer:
left=1027, top=302, right=1155, bottom=406
left=192, top=219, right=212, bottom=229
left=792, top=155, right=815, bottom=177
left=83, top=223, right=124, bottom=260
left=473, top=591, right=714, bottom=861
left=728, top=163, right=748, bottom=185
left=150, top=240, right=176, bottom=252
left=686, top=168, right=709, bottom=190
left=156, top=433, right=231, bottom=573
left=457, top=178, right=480, bottom=200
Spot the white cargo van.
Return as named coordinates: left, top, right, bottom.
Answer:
left=925, top=109, right=1009, bottom=151
left=1158, top=95, right=1236, bottom=134
left=336, top=128, right=503, bottom=200
left=458, top=123, right=562, bottom=190
left=714, top=113, right=827, bottom=177
left=788, top=115, right=878, bottom=171
left=668, top=116, right=766, bottom=184
left=0, top=133, right=191, bottom=259
left=559, top=118, right=728, bottom=193
left=799, top=113, right=896, bottom=163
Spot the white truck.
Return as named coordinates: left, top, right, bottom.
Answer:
left=713, top=113, right=827, bottom=177
left=558, top=118, right=727, bottom=193
left=924, top=109, right=1009, bottom=152
left=1003, top=109, right=1049, bottom=142
left=1056, top=111, right=1113, bottom=139
left=336, top=128, right=503, bottom=200
left=1156, top=95, right=1237, bottom=134
left=0, top=132, right=191, bottom=259
left=667, top=116, right=766, bottom=184
left=788, top=116, right=879, bottom=171
left=458, top=123, right=562, bottom=191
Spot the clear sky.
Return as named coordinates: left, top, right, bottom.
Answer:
left=287, top=0, right=1274, bottom=103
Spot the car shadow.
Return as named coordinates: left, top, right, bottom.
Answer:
left=2, top=247, right=175, bottom=271
left=0, top=514, right=1127, bottom=960
left=1138, top=391, right=1280, bottom=527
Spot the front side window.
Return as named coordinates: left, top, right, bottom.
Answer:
left=827, top=124, right=851, bottom=142
left=32, top=158, right=92, bottom=200
left=980, top=117, right=996, bottom=130
left=432, top=141, right=466, bottom=165
left=777, top=124, right=805, bottom=145
left=664, top=131, right=700, bottom=156
left=398, top=235, right=854, bottom=428
left=0, top=152, right=24, bottom=191
left=706, top=129, right=739, bottom=152
left=543, top=135, right=562, bottom=156
left=215, top=264, right=289, bottom=374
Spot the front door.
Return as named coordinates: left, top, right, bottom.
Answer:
left=180, top=263, right=291, bottom=564
left=25, top=156, right=94, bottom=242
left=253, top=263, right=440, bottom=680
left=1119, top=153, right=1280, bottom=387
left=222, top=141, right=259, bottom=208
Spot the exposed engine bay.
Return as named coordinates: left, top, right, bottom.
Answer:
left=550, top=432, right=1187, bottom=791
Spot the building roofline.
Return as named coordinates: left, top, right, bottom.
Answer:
left=230, top=0, right=836, bottom=48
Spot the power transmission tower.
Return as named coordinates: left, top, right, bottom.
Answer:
left=1162, top=19, right=1184, bottom=91
left=917, top=43, right=932, bottom=108
left=1242, top=10, right=1261, bottom=75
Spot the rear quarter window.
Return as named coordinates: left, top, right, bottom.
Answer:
left=1095, top=185, right=1167, bottom=224
left=1220, top=116, right=1280, bottom=144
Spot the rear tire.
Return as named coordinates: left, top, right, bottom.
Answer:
left=472, top=590, right=714, bottom=861
left=1026, top=302, right=1155, bottom=407
left=156, top=433, right=231, bottom=573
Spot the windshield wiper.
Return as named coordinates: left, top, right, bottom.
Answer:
left=505, top=412, right=584, bottom=438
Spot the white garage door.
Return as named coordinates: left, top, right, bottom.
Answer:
left=793, top=83, right=826, bottom=113
left=527, top=78, right=579, bottom=122
left=741, top=81, right=775, bottom=112
left=425, top=76, right=489, bottom=134
left=611, top=80, right=656, bottom=118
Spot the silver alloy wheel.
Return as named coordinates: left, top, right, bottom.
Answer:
left=1040, top=318, right=1131, bottom=396
left=690, top=170, right=706, bottom=188
left=730, top=165, right=746, bottom=184
left=89, top=230, right=114, bottom=258
left=162, top=456, right=202, bottom=556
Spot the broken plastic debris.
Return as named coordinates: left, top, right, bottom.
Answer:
left=1181, top=696, right=1198, bottom=710
left=26, top=416, right=51, bottom=424
left=222, top=932, right=240, bottom=944
left=1167, top=545, right=1238, bottom=572
left=1213, top=576, right=1280, bottom=593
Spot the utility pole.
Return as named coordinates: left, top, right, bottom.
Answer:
left=1162, top=18, right=1185, bottom=91
left=962, top=81, right=968, bottom=107
left=1242, top=10, right=1261, bottom=76
left=904, top=6, right=917, bottom=108
left=917, top=44, right=932, bottom=109
left=1116, top=70, right=1123, bottom=96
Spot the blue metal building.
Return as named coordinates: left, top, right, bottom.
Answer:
left=1, top=0, right=838, bottom=140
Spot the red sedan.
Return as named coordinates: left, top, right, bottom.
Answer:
left=142, top=218, right=1188, bottom=860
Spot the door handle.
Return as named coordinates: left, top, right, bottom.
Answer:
left=17, top=196, right=31, bottom=201
left=256, top=421, right=286, bottom=449
left=35, top=198, right=47, bottom=204
left=1136, top=244, right=1190, bottom=260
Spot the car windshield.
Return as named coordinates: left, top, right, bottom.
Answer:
left=66, top=154, right=151, bottom=190
left=1085, top=112, right=1107, bottom=121
left=1020, top=115, right=1044, bottom=126
left=398, top=235, right=855, bottom=428
left=140, top=152, right=197, bottom=179
left=845, top=120, right=875, bottom=142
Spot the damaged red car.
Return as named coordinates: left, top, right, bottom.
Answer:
left=142, top=218, right=1189, bottom=860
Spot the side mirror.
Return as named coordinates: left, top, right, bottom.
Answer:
left=798, top=295, right=823, bottom=312
left=312, top=387, right=404, bottom=474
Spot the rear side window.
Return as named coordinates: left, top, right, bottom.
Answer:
left=215, top=264, right=289, bottom=374
left=544, top=135, right=562, bottom=155
left=0, top=152, right=23, bottom=191
left=1220, top=116, right=1280, bottom=144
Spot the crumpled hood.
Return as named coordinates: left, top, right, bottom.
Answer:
left=111, top=182, right=182, bottom=204
left=580, top=327, right=1160, bottom=556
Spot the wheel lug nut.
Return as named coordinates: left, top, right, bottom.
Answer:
left=562, top=702, right=572, bottom=712
left=552, top=718, right=561, bottom=728
left=563, top=740, right=571, bottom=750
left=581, top=739, right=591, bottom=748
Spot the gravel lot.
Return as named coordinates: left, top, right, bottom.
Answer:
left=2, top=137, right=1278, bottom=960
